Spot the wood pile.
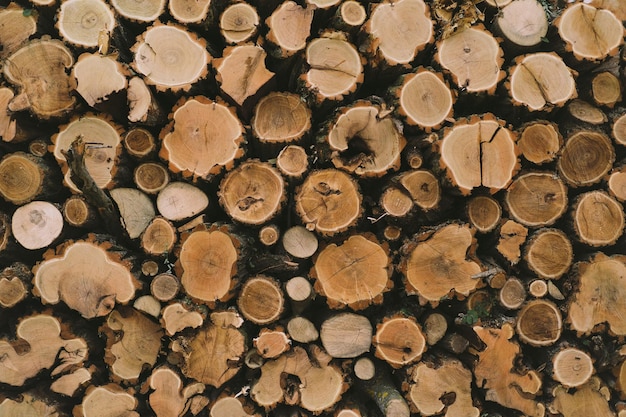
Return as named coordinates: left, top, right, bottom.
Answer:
left=3, top=0, right=626, bottom=416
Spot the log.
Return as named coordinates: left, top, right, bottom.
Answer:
left=552, top=347, right=594, bottom=388
left=557, top=130, right=614, bottom=187
left=373, top=314, right=426, bottom=368
left=56, top=0, right=116, bottom=48
left=265, top=1, right=314, bottom=59
left=353, top=357, right=409, bottom=417
left=524, top=228, right=573, bottom=280
left=75, top=385, right=139, bottom=417
left=109, top=0, right=166, bottom=21
left=252, top=92, right=312, bottom=150
left=320, top=312, right=372, bottom=358
left=220, top=3, right=259, bottom=44
left=517, top=121, right=562, bottom=165
left=276, top=145, right=310, bottom=180
left=0, top=152, right=55, bottom=205
left=0, top=262, right=30, bottom=308
left=492, top=0, right=548, bottom=50
left=498, top=276, right=526, bottom=310
left=0, top=3, right=37, bottom=59
left=63, top=195, right=97, bottom=228
left=572, top=191, right=624, bottom=246
left=157, top=182, right=209, bottom=222
left=504, top=171, right=568, bottom=227
left=135, top=162, right=170, bottom=194
left=591, top=71, right=622, bottom=107
left=168, top=0, right=210, bottom=24
left=161, top=302, right=204, bottom=336
left=72, top=53, right=127, bottom=108
left=147, top=367, right=205, bottom=417
left=110, top=187, right=155, bottom=239
left=237, top=275, right=285, bottom=325
left=254, top=328, right=291, bottom=359
left=550, top=377, right=614, bottom=417
left=466, top=195, right=501, bottom=233
left=516, top=299, right=562, bottom=346
left=496, top=219, right=528, bottom=265
left=12, top=201, right=64, bottom=250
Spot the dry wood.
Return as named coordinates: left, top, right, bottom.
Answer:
left=287, top=316, right=319, bottom=343
left=552, top=347, right=594, bottom=388
left=34, top=237, right=138, bottom=318
left=496, top=219, right=528, bottom=265
left=133, top=24, right=210, bottom=92
left=555, top=2, right=624, bottom=62
left=215, top=44, right=275, bottom=107
left=505, top=171, right=568, bottom=227
left=210, top=396, right=259, bottom=417
left=499, top=277, right=526, bottom=310
left=128, top=76, right=165, bottom=125
left=592, top=71, right=622, bottom=107
left=517, top=121, right=562, bottom=165
left=466, top=195, right=501, bottom=233
left=172, top=311, right=246, bottom=388
left=52, top=115, right=123, bottom=193
left=363, top=0, right=433, bottom=67
left=320, top=313, right=372, bottom=358
left=219, top=160, right=285, bottom=225
left=436, top=25, right=504, bottom=93
left=301, top=32, right=364, bottom=104
left=252, top=92, right=312, bottom=147
left=516, top=299, right=562, bottom=346
left=438, top=115, right=519, bottom=195
left=402, top=223, right=481, bottom=305
left=160, top=96, right=244, bottom=179
left=238, top=275, right=285, bottom=325
left=110, top=0, right=165, bottom=21
left=251, top=345, right=345, bottom=413
left=124, top=128, right=156, bottom=159
left=72, top=53, right=127, bottom=108
left=394, top=68, right=454, bottom=131
left=295, top=169, right=362, bottom=235
left=507, top=52, right=577, bottom=111
left=161, top=302, right=203, bottom=335
left=528, top=279, right=548, bottom=298
left=254, top=328, right=291, bottom=359
left=524, top=228, right=573, bottom=279
left=169, top=0, right=210, bottom=23
left=0, top=314, right=88, bottom=386
left=63, top=195, right=97, bottom=228
left=0, top=4, right=37, bottom=59
left=373, top=315, right=425, bottom=368
left=134, top=295, right=162, bottom=318
left=333, top=1, right=366, bottom=32
left=51, top=367, right=93, bottom=396
left=135, top=162, right=170, bottom=194
left=558, top=130, right=614, bottom=187
left=0, top=394, right=60, bottom=417
left=492, top=0, right=547, bottom=50
left=568, top=252, right=626, bottom=335
left=282, top=225, right=318, bottom=259
left=148, top=367, right=205, bottom=417
left=110, top=187, right=155, bottom=239
left=550, top=377, right=614, bottom=417
left=423, top=312, right=447, bottom=346
left=4, top=38, right=75, bottom=119
left=12, top=201, right=63, bottom=250
left=157, top=182, right=209, bottom=222
left=220, top=3, right=259, bottom=44
left=141, top=217, right=177, bottom=256
left=406, top=359, right=479, bottom=417
left=609, top=165, right=626, bottom=202
left=572, top=190, right=624, bottom=246
left=353, top=357, right=409, bottom=417
left=285, top=276, right=314, bottom=314
left=75, top=385, right=139, bottom=417
left=0, top=152, right=52, bottom=205
left=0, top=263, right=30, bottom=308
left=311, top=233, right=391, bottom=309
left=102, top=307, right=163, bottom=381
left=565, top=99, right=608, bottom=126
left=150, top=272, right=180, bottom=301
left=473, top=323, right=544, bottom=417
left=265, top=1, right=314, bottom=58
left=380, top=187, right=413, bottom=218
left=276, top=145, right=309, bottom=180
left=56, top=0, right=116, bottom=48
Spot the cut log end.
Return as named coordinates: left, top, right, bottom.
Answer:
left=238, top=275, right=285, bottom=325
left=573, top=191, right=624, bottom=247
left=57, top=0, right=116, bottom=48
left=516, top=299, right=562, bottom=346
left=220, top=3, right=259, bottom=44
left=524, top=228, right=573, bottom=279
left=397, top=69, right=453, bottom=131
left=552, top=348, right=594, bottom=388
left=374, top=315, right=426, bottom=368
left=467, top=195, right=502, bottom=233
left=505, top=172, right=568, bottom=227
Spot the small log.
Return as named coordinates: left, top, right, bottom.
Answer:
left=63, top=195, right=97, bottom=228
left=499, top=277, right=526, bottom=310
left=492, top=0, right=548, bottom=50
left=401, top=223, right=481, bottom=305
left=294, top=169, right=362, bottom=236
left=265, top=1, right=314, bottom=59
left=558, top=130, right=614, bottom=187
left=238, top=275, right=285, bottom=325
left=57, top=0, right=116, bottom=48
left=380, top=187, right=414, bottom=219
left=151, top=272, right=180, bottom=302
left=564, top=99, right=608, bottom=127
left=135, top=162, right=170, bottom=194
left=0, top=152, right=54, bottom=205
left=333, top=1, right=366, bottom=32
left=220, top=3, right=259, bottom=44
left=4, top=38, right=76, bottom=119
left=1, top=394, right=61, bottom=416
left=51, top=367, right=93, bottom=397
left=259, top=224, right=280, bottom=247
left=109, top=0, right=166, bottom=21
left=161, top=302, right=204, bottom=335
left=325, top=100, right=406, bottom=177
left=132, top=24, right=211, bottom=92
left=592, top=71, right=622, bottom=107
left=609, top=166, right=626, bottom=202
left=276, top=145, right=309, bottom=180
left=362, top=0, right=434, bottom=67
left=436, top=25, right=504, bottom=93
left=373, top=315, right=426, bottom=368
left=124, top=128, right=156, bottom=160
left=528, top=279, right=548, bottom=298
left=552, top=347, right=594, bottom=388
left=11, top=201, right=64, bottom=250
left=613, top=111, right=626, bottom=146
left=496, top=219, right=528, bottom=265
left=210, top=396, right=259, bottom=417
left=173, top=311, right=246, bottom=388
left=0, top=314, right=88, bottom=386
left=438, top=114, right=519, bottom=195
left=0, top=262, right=30, bottom=308
left=285, top=276, right=314, bottom=314
left=134, top=295, right=162, bottom=318
left=282, top=225, right=318, bottom=259
left=75, top=385, right=138, bottom=417
left=516, top=299, right=562, bottom=346
left=353, top=357, right=409, bottom=417
left=168, top=0, right=210, bottom=23
left=287, top=316, right=319, bottom=343
left=218, top=160, right=285, bottom=225
left=251, top=92, right=312, bottom=149
left=160, top=96, right=245, bottom=180
left=102, top=307, right=163, bottom=381
left=555, top=2, right=624, bottom=62
left=33, top=237, right=138, bottom=318
left=110, top=187, right=155, bottom=239
left=0, top=3, right=37, bottom=59
left=311, top=233, right=392, bottom=310
left=127, top=76, right=165, bottom=124
left=141, top=217, right=177, bottom=256
left=473, top=323, right=544, bottom=417
left=157, top=182, right=209, bottom=222
left=524, top=228, right=573, bottom=279
left=148, top=367, right=205, bottom=417
left=52, top=115, right=123, bottom=193
left=406, top=359, right=479, bottom=417
left=320, top=312, right=372, bottom=358
left=572, top=191, right=624, bottom=246
left=507, top=52, right=577, bottom=111
left=466, top=195, right=501, bottom=233
left=72, top=53, right=127, bottom=108
left=568, top=252, right=626, bottom=335
left=393, top=68, right=454, bottom=132
left=550, top=377, right=614, bottom=417
left=504, top=171, right=568, bottom=227
left=517, top=121, right=562, bottom=165
left=301, top=31, right=364, bottom=105
left=254, top=328, right=291, bottom=359
left=423, top=312, right=448, bottom=346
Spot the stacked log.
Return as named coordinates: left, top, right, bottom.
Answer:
left=3, top=1, right=626, bottom=417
